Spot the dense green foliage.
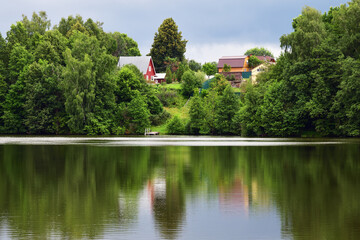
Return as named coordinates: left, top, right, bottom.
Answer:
left=180, top=70, right=202, bottom=98
left=244, top=47, right=274, bottom=57
left=166, top=1, right=360, bottom=137
left=176, top=62, right=188, bottom=82
left=166, top=115, right=185, bottom=134
left=165, top=67, right=173, bottom=84
left=167, top=74, right=239, bottom=135
left=149, top=18, right=187, bottom=72
left=247, top=55, right=263, bottom=68
left=2, top=1, right=359, bottom=137
left=0, top=12, right=159, bottom=135
left=235, top=1, right=360, bottom=137
left=188, top=59, right=202, bottom=72
left=223, top=63, right=231, bottom=72
left=202, top=62, right=217, bottom=77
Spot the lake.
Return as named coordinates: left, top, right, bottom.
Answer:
left=0, top=137, right=359, bottom=239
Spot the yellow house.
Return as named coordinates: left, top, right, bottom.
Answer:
left=250, top=62, right=274, bottom=83
left=217, top=56, right=251, bottom=80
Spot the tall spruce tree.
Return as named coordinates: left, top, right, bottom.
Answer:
left=149, top=18, right=187, bottom=72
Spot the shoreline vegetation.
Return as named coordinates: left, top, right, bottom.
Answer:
left=0, top=0, right=359, bottom=137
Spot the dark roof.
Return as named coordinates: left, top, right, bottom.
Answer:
left=255, top=56, right=275, bottom=62
left=217, top=56, right=247, bottom=68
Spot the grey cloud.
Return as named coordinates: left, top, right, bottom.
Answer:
left=0, top=0, right=347, bottom=61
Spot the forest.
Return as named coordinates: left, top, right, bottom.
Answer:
left=183, top=0, right=360, bottom=137
left=0, top=0, right=360, bottom=136
left=236, top=1, right=360, bottom=137
left=0, top=12, right=164, bottom=135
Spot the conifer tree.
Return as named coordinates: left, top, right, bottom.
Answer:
left=165, top=67, right=172, bottom=84
left=149, top=18, right=187, bottom=72
left=189, top=93, right=206, bottom=134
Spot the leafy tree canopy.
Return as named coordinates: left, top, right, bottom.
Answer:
left=181, top=70, right=202, bottom=98
left=202, top=62, right=217, bottom=77
left=223, top=63, right=231, bottom=72
left=248, top=55, right=263, bottom=68
left=244, top=47, right=274, bottom=57
left=0, top=12, right=151, bottom=136
left=188, top=59, right=202, bottom=72
left=21, top=11, right=51, bottom=36
left=111, top=32, right=141, bottom=57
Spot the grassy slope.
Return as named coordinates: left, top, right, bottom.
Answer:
left=157, top=83, right=182, bottom=90
left=150, top=82, right=242, bottom=134
left=151, top=105, right=190, bottom=134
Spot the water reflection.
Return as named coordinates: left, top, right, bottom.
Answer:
left=0, top=140, right=359, bottom=239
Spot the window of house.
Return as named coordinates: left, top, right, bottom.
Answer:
left=149, top=66, right=151, bottom=72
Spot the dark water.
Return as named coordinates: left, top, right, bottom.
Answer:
left=0, top=137, right=359, bottom=240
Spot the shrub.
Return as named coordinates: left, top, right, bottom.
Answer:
left=166, top=116, right=185, bottom=135
left=156, top=88, right=179, bottom=107
left=150, top=110, right=171, bottom=126
left=181, top=70, right=202, bottom=98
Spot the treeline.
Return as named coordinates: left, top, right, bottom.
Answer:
left=1, top=1, right=359, bottom=137
left=177, top=0, right=360, bottom=137
left=0, top=12, right=165, bottom=135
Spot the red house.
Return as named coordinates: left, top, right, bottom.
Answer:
left=117, top=56, right=156, bottom=81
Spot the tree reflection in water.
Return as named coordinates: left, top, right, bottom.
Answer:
left=0, top=141, right=359, bottom=239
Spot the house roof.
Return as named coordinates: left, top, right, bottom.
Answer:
left=217, top=56, right=247, bottom=68
left=153, top=73, right=166, bottom=79
left=117, top=56, right=155, bottom=74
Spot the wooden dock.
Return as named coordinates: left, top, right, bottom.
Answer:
left=144, top=128, right=159, bottom=135
left=145, top=132, right=159, bottom=135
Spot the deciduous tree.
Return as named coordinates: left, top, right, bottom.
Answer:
left=127, top=94, right=150, bottom=134
left=188, top=59, right=202, bottom=72
left=202, top=62, right=217, bottom=78
left=62, top=48, right=95, bottom=133
left=248, top=55, right=263, bottom=68
left=244, top=47, right=274, bottom=57
left=181, top=70, right=201, bottom=98
left=23, top=60, right=65, bottom=134
left=214, top=84, right=239, bottom=135
left=21, top=11, right=51, bottom=36
left=331, top=57, right=360, bottom=136
left=167, top=116, right=185, bottom=135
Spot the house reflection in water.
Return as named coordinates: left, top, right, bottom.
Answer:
left=147, top=177, right=185, bottom=240
left=219, top=178, right=272, bottom=216
left=147, top=177, right=166, bottom=211
left=219, top=178, right=250, bottom=215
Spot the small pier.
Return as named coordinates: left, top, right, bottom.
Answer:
left=144, top=128, right=159, bottom=135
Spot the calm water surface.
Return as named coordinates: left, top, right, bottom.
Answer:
left=0, top=137, right=359, bottom=239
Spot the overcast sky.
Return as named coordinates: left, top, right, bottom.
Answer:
left=0, top=0, right=347, bottom=63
